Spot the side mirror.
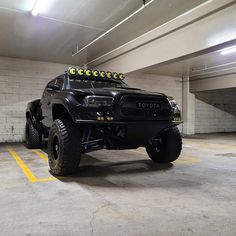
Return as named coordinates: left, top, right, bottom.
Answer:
left=46, top=84, right=60, bottom=91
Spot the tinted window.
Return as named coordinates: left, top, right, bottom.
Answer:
left=46, top=79, right=56, bottom=88
left=55, top=78, right=64, bottom=89
left=69, top=79, right=128, bottom=89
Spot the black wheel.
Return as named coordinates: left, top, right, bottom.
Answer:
left=48, top=119, right=82, bottom=176
left=25, top=118, right=42, bottom=149
left=146, top=127, right=182, bottom=163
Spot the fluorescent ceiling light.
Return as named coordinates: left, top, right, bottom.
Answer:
left=220, top=45, right=236, bottom=55
left=31, top=0, right=39, bottom=16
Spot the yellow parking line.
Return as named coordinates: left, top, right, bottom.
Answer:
left=7, top=146, right=56, bottom=183
left=184, top=140, right=236, bottom=151
left=176, top=156, right=201, bottom=164
left=32, top=149, right=48, bottom=161
left=35, top=177, right=56, bottom=182
left=7, top=146, right=38, bottom=183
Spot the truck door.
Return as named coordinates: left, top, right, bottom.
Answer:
left=41, top=79, right=57, bottom=128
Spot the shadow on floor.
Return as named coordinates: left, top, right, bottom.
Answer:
left=49, top=153, right=173, bottom=187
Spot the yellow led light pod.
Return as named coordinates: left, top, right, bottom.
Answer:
left=119, top=73, right=125, bottom=80
left=100, top=71, right=106, bottom=78
left=93, top=70, right=99, bottom=77
left=69, top=67, right=77, bottom=75
left=113, top=72, right=119, bottom=79
left=77, top=68, right=84, bottom=76
left=106, top=71, right=112, bottom=79
left=85, top=69, right=92, bottom=77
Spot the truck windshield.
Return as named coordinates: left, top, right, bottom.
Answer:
left=68, top=79, right=129, bottom=89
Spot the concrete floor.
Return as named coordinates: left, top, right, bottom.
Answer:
left=0, top=133, right=236, bottom=236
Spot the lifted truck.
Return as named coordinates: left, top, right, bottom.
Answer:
left=25, top=67, right=182, bottom=176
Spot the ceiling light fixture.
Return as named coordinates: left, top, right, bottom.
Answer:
left=220, top=45, right=236, bottom=55
left=31, top=0, right=39, bottom=16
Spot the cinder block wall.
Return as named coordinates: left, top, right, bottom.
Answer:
left=0, top=56, right=70, bottom=142
left=195, top=88, right=236, bottom=133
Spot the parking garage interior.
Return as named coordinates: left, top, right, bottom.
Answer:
left=0, top=0, right=236, bottom=235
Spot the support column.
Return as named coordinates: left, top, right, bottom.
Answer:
left=182, top=76, right=195, bottom=135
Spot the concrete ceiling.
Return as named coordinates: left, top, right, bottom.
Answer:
left=142, top=45, right=236, bottom=80
left=0, top=0, right=207, bottom=65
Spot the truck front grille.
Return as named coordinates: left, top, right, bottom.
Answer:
left=118, top=95, right=172, bottom=120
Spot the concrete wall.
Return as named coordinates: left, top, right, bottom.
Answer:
left=195, top=88, right=236, bottom=133
left=190, top=74, right=236, bottom=92
left=0, top=56, right=70, bottom=142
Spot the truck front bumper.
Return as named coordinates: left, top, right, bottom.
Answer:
left=75, top=119, right=182, bottom=125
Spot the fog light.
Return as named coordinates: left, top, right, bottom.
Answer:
left=97, top=116, right=104, bottom=121
left=106, top=116, right=114, bottom=121
left=173, top=116, right=181, bottom=121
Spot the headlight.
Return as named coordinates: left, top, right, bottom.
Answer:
left=83, top=96, right=114, bottom=107
left=169, top=98, right=178, bottom=108
left=168, top=97, right=181, bottom=121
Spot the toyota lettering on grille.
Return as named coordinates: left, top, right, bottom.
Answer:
left=137, top=102, right=160, bottom=109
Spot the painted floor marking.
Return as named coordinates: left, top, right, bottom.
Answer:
left=184, top=140, right=236, bottom=151
left=32, top=149, right=48, bottom=161
left=7, top=146, right=56, bottom=183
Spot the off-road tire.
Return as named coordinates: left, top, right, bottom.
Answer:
left=48, top=119, right=81, bottom=176
left=146, top=127, right=182, bottom=163
left=25, top=118, right=42, bottom=149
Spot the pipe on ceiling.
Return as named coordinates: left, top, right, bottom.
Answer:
left=71, top=0, right=156, bottom=57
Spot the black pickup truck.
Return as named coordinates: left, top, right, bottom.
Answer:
left=25, top=67, right=182, bottom=175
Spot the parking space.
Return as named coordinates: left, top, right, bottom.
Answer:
left=1, top=134, right=236, bottom=235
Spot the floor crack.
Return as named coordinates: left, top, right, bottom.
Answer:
left=90, top=202, right=111, bottom=236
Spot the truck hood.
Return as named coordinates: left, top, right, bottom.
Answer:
left=71, top=87, right=166, bottom=98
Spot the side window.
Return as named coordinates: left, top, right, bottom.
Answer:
left=42, top=79, right=56, bottom=97
left=47, top=80, right=56, bottom=88
left=55, top=78, right=64, bottom=90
